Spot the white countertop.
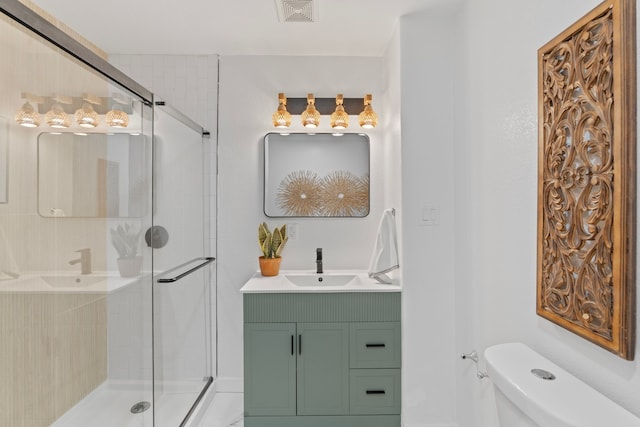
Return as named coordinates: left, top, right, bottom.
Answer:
left=240, top=269, right=402, bottom=293
left=0, top=271, right=147, bottom=294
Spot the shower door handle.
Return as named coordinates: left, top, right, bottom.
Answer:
left=157, top=257, right=215, bottom=283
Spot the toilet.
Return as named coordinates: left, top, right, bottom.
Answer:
left=484, top=342, right=640, bottom=427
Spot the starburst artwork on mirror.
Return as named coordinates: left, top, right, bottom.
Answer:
left=357, top=174, right=370, bottom=212
left=276, top=170, right=322, bottom=216
left=319, top=171, right=369, bottom=216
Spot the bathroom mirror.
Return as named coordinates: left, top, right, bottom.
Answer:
left=0, top=116, right=7, bottom=203
left=264, top=133, right=370, bottom=217
left=38, top=132, right=149, bottom=218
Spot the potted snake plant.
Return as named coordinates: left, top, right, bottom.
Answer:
left=110, top=223, right=143, bottom=277
left=258, top=222, right=288, bottom=276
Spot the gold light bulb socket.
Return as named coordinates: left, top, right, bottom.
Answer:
left=106, top=106, right=129, bottom=128
left=301, top=93, right=320, bottom=128
left=358, top=94, right=378, bottom=129
left=330, top=94, right=349, bottom=129
left=272, top=93, right=291, bottom=128
left=75, top=102, right=99, bottom=128
left=46, top=103, right=71, bottom=129
left=15, top=101, right=40, bottom=128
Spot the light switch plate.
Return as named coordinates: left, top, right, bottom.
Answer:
left=287, top=223, right=299, bottom=240
left=420, top=206, right=440, bottom=226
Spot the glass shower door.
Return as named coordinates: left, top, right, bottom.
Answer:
left=152, top=104, right=213, bottom=427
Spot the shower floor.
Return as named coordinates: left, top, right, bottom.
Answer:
left=198, top=392, right=244, bottom=427
left=50, top=380, right=206, bottom=427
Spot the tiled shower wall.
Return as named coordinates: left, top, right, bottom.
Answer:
left=109, top=54, right=218, bottom=259
left=0, top=293, right=107, bottom=427
left=0, top=14, right=149, bottom=426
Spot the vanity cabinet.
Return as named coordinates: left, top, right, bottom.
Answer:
left=243, top=292, right=401, bottom=427
left=244, top=322, right=349, bottom=416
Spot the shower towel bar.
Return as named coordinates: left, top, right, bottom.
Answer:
left=157, top=256, right=215, bottom=283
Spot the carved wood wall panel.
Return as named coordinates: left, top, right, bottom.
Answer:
left=537, top=0, right=636, bottom=360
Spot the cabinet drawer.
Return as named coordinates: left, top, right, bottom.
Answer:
left=350, top=323, right=400, bottom=368
left=349, top=369, right=401, bottom=415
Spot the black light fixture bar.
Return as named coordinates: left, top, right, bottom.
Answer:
left=287, top=97, right=365, bottom=115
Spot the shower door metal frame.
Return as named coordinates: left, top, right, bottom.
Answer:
left=155, top=256, right=216, bottom=427
left=0, top=0, right=152, bottom=104
left=152, top=101, right=214, bottom=427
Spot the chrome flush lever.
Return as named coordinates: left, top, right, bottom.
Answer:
left=461, top=351, right=479, bottom=363
left=461, top=350, right=488, bottom=380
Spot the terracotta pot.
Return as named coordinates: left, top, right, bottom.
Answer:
left=259, top=256, right=281, bottom=277
left=117, top=256, right=143, bottom=278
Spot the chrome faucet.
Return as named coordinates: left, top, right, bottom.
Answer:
left=69, top=248, right=92, bottom=275
left=316, top=248, right=323, bottom=274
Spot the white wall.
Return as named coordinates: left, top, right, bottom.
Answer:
left=397, top=5, right=460, bottom=426
left=396, top=1, right=640, bottom=426
left=383, top=25, right=403, bottom=262
left=452, top=0, right=640, bottom=425
left=217, top=55, right=387, bottom=381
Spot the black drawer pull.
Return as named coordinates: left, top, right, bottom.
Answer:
left=366, top=389, right=386, bottom=395
left=298, top=334, right=302, bottom=355
left=291, top=335, right=294, bottom=355
left=366, top=343, right=386, bottom=348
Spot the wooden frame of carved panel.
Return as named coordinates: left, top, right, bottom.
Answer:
left=537, top=0, right=636, bottom=360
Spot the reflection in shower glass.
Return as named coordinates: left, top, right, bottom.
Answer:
left=0, top=9, right=153, bottom=427
left=0, top=5, right=214, bottom=427
left=38, top=133, right=149, bottom=218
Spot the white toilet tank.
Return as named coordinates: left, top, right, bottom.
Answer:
left=484, top=343, right=640, bottom=427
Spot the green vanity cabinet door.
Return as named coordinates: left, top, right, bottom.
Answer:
left=296, top=323, right=350, bottom=416
left=244, top=323, right=296, bottom=416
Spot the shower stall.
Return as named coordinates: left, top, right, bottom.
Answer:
left=0, top=2, right=215, bottom=426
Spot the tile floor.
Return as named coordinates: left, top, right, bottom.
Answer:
left=197, top=393, right=244, bottom=427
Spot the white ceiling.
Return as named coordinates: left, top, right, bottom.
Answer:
left=29, top=0, right=453, bottom=57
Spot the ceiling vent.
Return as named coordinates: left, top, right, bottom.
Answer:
left=276, top=0, right=316, bottom=23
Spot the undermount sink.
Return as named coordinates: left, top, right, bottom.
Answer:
left=240, top=269, right=401, bottom=293
left=41, top=275, right=107, bottom=288
left=285, top=274, right=358, bottom=287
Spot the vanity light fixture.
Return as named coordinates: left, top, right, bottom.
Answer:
left=75, top=94, right=100, bottom=128
left=15, top=101, right=40, bottom=128
left=45, top=102, right=71, bottom=129
left=358, top=94, right=378, bottom=129
left=330, top=94, right=349, bottom=130
left=273, top=94, right=380, bottom=130
left=301, top=93, right=320, bottom=128
left=272, top=92, right=292, bottom=129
